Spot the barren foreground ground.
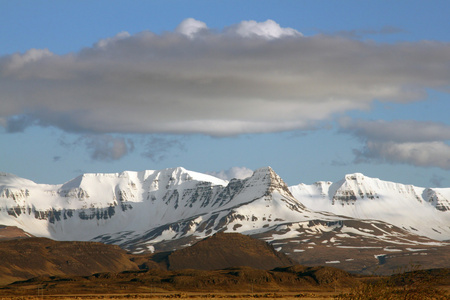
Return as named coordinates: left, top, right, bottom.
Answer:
left=0, top=292, right=342, bottom=300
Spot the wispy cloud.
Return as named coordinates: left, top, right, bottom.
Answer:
left=430, top=174, right=445, bottom=187
left=82, top=135, right=134, bottom=161
left=141, top=136, right=185, bottom=162
left=5, top=114, right=37, bottom=133
left=341, top=120, right=450, bottom=169
left=1, top=19, right=449, bottom=136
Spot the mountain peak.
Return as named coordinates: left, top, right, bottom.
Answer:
left=244, top=166, right=296, bottom=202
left=163, top=167, right=228, bottom=186
left=344, top=173, right=366, bottom=181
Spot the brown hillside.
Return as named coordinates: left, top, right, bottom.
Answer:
left=0, top=225, right=33, bottom=240
left=0, top=237, right=139, bottom=285
left=2, top=265, right=357, bottom=296
left=167, top=232, right=295, bottom=270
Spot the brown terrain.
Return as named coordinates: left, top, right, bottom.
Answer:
left=166, top=232, right=294, bottom=270
left=0, top=225, right=33, bottom=240
left=0, top=236, right=139, bottom=285
left=0, top=228, right=449, bottom=299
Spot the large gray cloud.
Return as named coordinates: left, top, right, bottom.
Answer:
left=341, top=120, right=450, bottom=169
left=1, top=19, right=450, bottom=136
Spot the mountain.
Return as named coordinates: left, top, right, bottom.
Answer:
left=0, top=237, right=139, bottom=285
left=0, top=225, right=33, bottom=241
left=0, top=232, right=294, bottom=285
left=1, top=167, right=449, bottom=274
left=289, top=173, right=450, bottom=240
left=165, top=232, right=294, bottom=270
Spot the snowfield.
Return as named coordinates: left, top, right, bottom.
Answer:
left=0, top=167, right=449, bottom=252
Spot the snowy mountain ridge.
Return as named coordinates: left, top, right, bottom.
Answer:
left=289, top=172, right=450, bottom=239
left=0, top=167, right=449, bottom=246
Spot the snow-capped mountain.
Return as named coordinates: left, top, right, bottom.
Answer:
left=1, top=167, right=449, bottom=274
left=289, top=173, right=450, bottom=240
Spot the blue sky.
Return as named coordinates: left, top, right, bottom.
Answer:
left=1, top=0, right=450, bottom=187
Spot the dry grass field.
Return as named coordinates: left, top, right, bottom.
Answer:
left=1, top=234, right=449, bottom=299
left=0, top=292, right=340, bottom=300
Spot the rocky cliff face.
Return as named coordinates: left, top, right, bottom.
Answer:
left=0, top=167, right=304, bottom=242
left=92, top=166, right=313, bottom=254
left=1, top=167, right=450, bottom=275
left=289, top=173, right=450, bottom=240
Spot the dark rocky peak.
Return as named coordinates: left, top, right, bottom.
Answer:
left=424, top=188, right=450, bottom=212
left=246, top=167, right=295, bottom=199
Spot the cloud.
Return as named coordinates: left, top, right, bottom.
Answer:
left=175, top=18, right=208, bottom=38
left=95, top=31, right=131, bottom=48
left=341, top=120, right=450, bottom=169
left=1, top=19, right=450, bottom=136
left=340, top=119, right=450, bottom=143
left=82, top=135, right=134, bottom=161
left=207, top=166, right=254, bottom=181
left=5, top=114, right=37, bottom=133
left=330, top=26, right=406, bottom=39
left=141, top=136, right=185, bottom=162
left=226, top=19, right=301, bottom=39
left=354, top=141, right=450, bottom=169
left=430, top=174, right=445, bottom=187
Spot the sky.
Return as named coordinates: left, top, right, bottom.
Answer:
left=1, top=0, right=450, bottom=187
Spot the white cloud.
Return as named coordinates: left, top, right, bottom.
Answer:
left=227, top=19, right=302, bottom=39
left=208, top=167, right=254, bottom=181
left=95, top=31, right=131, bottom=48
left=175, top=18, right=208, bottom=38
left=1, top=19, right=450, bottom=136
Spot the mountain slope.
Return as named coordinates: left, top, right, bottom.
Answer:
left=289, top=173, right=450, bottom=240
left=166, top=232, right=294, bottom=270
left=1, top=167, right=449, bottom=274
left=0, top=237, right=139, bottom=285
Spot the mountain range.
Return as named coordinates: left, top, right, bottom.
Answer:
left=1, top=167, right=449, bottom=274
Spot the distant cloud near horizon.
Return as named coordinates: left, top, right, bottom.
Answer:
left=341, top=120, right=450, bottom=170
left=207, top=167, right=254, bottom=181
left=1, top=18, right=450, bottom=138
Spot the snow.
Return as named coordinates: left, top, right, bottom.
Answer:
left=383, top=247, right=402, bottom=252
left=337, top=246, right=382, bottom=249
left=406, top=248, right=427, bottom=252
left=1, top=167, right=449, bottom=252
left=289, top=173, right=450, bottom=241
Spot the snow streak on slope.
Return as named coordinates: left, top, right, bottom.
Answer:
left=0, top=168, right=228, bottom=240
left=1, top=167, right=449, bottom=254
left=289, top=173, right=450, bottom=240
left=92, top=167, right=329, bottom=252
